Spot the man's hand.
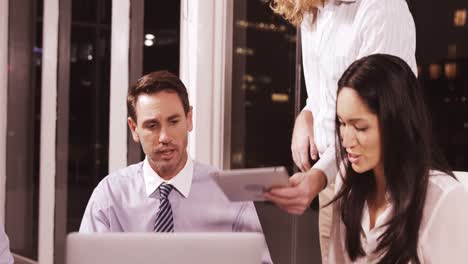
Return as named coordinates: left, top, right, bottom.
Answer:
left=264, top=169, right=327, bottom=215
left=292, top=110, right=318, bottom=172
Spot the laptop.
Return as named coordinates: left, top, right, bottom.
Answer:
left=66, top=232, right=265, bottom=264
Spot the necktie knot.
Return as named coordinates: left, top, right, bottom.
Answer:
left=159, top=183, right=173, bottom=200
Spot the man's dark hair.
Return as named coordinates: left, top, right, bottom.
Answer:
left=127, top=70, right=190, bottom=122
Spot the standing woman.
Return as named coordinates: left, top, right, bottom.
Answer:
left=266, top=0, right=417, bottom=261
left=330, top=54, right=468, bottom=263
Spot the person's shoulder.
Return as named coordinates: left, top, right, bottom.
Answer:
left=359, top=0, right=409, bottom=10
left=357, top=0, right=412, bottom=21
left=88, top=162, right=144, bottom=207
left=192, top=160, right=218, bottom=179
left=95, top=162, right=144, bottom=192
left=423, top=171, right=468, bottom=231
left=425, top=170, right=468, bottom=212
left=428, top=170, right=463, bottom=194
left=353, top=0, right=414, bottom=37
left=191, top=160, right=238, bottom=201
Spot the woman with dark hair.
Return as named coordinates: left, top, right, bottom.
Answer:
left=328, top=53, right=468, bottom=263
left=266, top=0, right=417, bottom=260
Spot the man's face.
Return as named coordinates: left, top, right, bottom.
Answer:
left=128, top=90, right=193, bottom=180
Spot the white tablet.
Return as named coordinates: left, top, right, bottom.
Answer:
left=211, top=166, right=290, bottom=202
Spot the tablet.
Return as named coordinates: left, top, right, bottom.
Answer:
left=211, top=166, right=290, bottom=202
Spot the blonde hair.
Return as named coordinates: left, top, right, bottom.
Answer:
left=270, top=0, right=324, bottom=26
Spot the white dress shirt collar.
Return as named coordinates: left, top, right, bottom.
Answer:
left=143, top=156, right=193, bottom=198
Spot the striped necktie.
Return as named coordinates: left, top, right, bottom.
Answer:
left=154, top=183, right=174, bottom=232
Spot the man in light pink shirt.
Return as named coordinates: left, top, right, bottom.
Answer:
left=80, top=71, right=272, bottom=264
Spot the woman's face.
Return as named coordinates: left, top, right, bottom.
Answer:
left=337, top=87, right=383, bottom=176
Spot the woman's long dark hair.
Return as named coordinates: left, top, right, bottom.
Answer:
left=331, top=54, right=453, bottom=263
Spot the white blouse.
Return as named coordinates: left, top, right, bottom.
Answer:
left=328, top=171, right=468, bottom=263
left=302, top=0, right=417, bottom=183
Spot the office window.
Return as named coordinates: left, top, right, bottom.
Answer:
left=143, top=0, right=180, bottom=75
left=128, top=0, right=181, bottom=163
left=5, top=0, right=43, bottom=260
left=230, top=1, right=321, bottom=264
left=414, top=0, right=468, bottom=170
left=48, top=1, right=113, bottom=262
left=230, top=0, right=297, bottom=171
left=66, top=0, right=112, bottom=233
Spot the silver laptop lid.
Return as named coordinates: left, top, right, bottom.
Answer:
left=66, top=232, right=264, bottom=264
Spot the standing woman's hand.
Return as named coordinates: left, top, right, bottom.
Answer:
left=264, top=169, right=326, bottom=215
left=292, top=110, right=318, bottom=172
